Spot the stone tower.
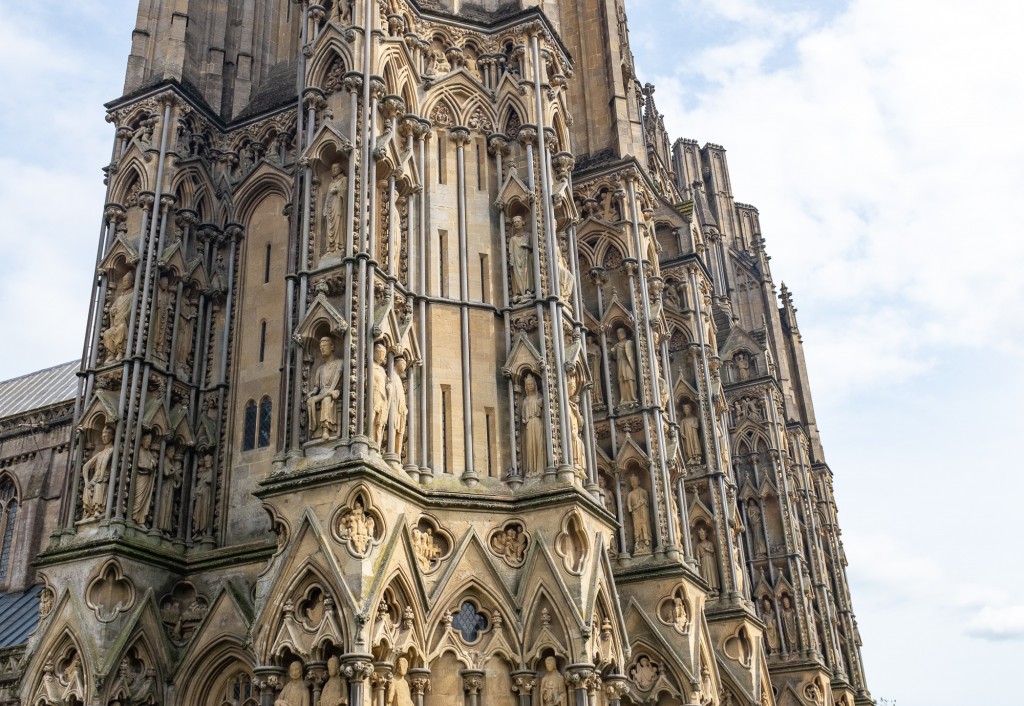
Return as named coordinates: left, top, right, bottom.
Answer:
left=18, top=2, right=871, bottom=706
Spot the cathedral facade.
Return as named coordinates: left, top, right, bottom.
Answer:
left=0, top=1, right=871, bottom=705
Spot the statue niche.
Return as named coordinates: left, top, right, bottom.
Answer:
left=625, top=470, right=652, bottom=556
left=508, top=215, right=534, bottom=302
left=609, top=325, right=638, bottom=408
left=321, top=159, right=349, bottom=258
left=519, top=371, right=545, bottom=477
left=80, top=422, right=116, bottom=522
left=306, top=335, right=344, bottom=442
left=131, top=428, right=160, bottom=526
left=101, top=269, right=135, bottom=363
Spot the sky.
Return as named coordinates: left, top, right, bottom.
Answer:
left=0, top=0, right=1021, bottom=703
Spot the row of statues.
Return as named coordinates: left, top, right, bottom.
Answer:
left=79, top=424, right=213, bottom=538
left=307, top=338, right=409, bottom=454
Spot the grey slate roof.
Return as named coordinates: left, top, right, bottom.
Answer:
left=0, top=584, right=42, bottom=648
left=0, top=361, right=79, bottom=420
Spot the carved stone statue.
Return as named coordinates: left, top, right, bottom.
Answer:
left=155, top=448, right=182, bottom=533
left=631, top=656, right=658, bottom=691
left=153, top=275, right=174, bottom=358
left=320, top=656, right=346, bottom=706
left=412, top=527, right=441, bottom=572
left=761, top=598, right=780, bottom=654
left=521, top=373, right=545, bottom=476
left=131, top=431, right=158, bottom=525
left=597, top=475, right=613, bottom=509
left=566, top=371, right=586, bottom=472
left=663, top=284, right=681, bottom=311
left=345, top=500, right=375, bottom=555
left=491, top=526, right=527, bottom=565
left=508, top=215, right=533, bottom=299
left=695, top=527, right=720, bottom=592
left=307, top=336, right=344, bottom=441
left=192, top=454, right=213, bottom=537
left=780, top=595, right=798, bottom=651
left=680, top=403, right=702, bottom=462
left=82, top=425, right=115, bottom=520
left=734, top=351, right=751, bottom=381
left=174, top=295, right=196, bottom=366
left=586, top=333, right=604, bottom=405
left=102, top=270, right=135, bottom=362
left=390, top=356, right=408, bottom=457
left=626, top=474, right=651, bottom=555
left=610, top=327, right=637, bottom=406
left=386, top=657, right=415, bottom=706
left=538, top=656, right=565, bottom=706
left=557, top=245, right=574, bottom=301
left=371, top=342, right=390, bottom=448
left=324, top=161, right=348, bottom=255
left=673, top=596, right=689, bottom=633
left=746, top=502, right=768, bottom=556
left=732, top=534, right=746, bottom=594
left=274, top=661, right=309, bottom=706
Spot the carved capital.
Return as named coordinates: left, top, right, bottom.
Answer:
left=510, top=671, right=536, bottom=695
left=461, top=671, right=484, bottom=695
left=408, top=669, right=431, bottom=695
left=448, top=127, right=472, bottom=147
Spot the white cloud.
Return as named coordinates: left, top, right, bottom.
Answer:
left=640, top=0, right=1024, bottom=398
left=965, top=604, right=1024, bottom=642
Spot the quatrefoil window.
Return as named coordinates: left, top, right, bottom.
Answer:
left=451, top=601, right=488, bottom=643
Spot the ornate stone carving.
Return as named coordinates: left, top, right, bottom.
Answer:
left=488, top=521, right=528, bottom=567
left=323, top=161, right=348, bottom=255
left=159, top=581, right=208, bottom=644
left=629, top=655, right=659, bottom=692
left=155, top=445, right=182, bottom=533
left=81, top=425, right=115, bottom=521
left=538, top=656, right=566, bottom=706
left=307, top=336, right=344, bottom=441
left=371, top=341, right=390, bottom=448
left=520, top=372, right=545, bottom=476
left=321, top=657, right=346, bottom=706
left=680, top=403, right=702, bottom=463
left=626, top=474, right=651, bottom=555
left=695, top=526, right=720, bottom=592
left=187, top=454, right=213, bottom=540
left=508, top=215, right=534, bottom=300
left=131, top=430, right=158, bottom=525
left=275, top=661, right=310, bottom=706
left=334, top=493, right=383, bottom=558
left=610, top=327, right=637, bottom=407
left=760, top=597, right=780, bottom=655
left=102, top=270, right=135, bottom=363
left=780, top=595, right=798, bottom=651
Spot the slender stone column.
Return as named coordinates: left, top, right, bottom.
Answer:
left=408, top=669, right=430, bottom=706
left=342, top=656, right=374, bottom=706
left=510, top=671, right=536, bottom=706
left=450, top=126, right=477, bottom=485
left=602, top=676, right=629, bottom=706
left=565, top=666, right=595, bottom=706
left=371, top=662, right=393, bottom=706
left=461, top=670, right=484, bottom=706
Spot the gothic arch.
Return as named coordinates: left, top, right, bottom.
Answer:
left=233, top=165, right=292, bottom=229
left=170, top=166, right=216, bottom=214
left=177, top=639, right=257, bottom=706
left=110, top=157, right=150, bottom=206
left=307, top=38, right=356, bottom=92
